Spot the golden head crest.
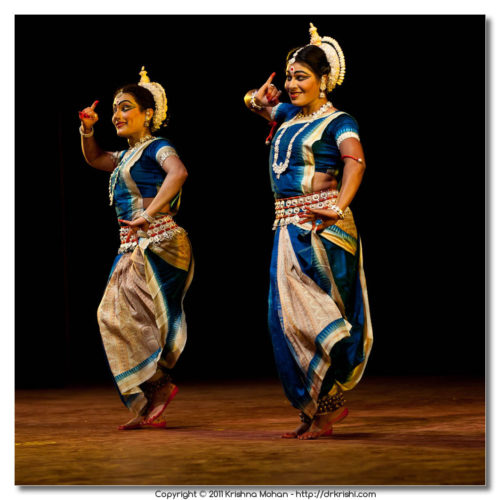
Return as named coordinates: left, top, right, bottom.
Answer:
left=309, top=23, right=322, bottom=46
left=139, top=66, right=151, bottom=84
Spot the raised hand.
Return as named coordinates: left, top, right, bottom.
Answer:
left=78, top=100, right=99, bottom=130
left=255, top=72, right=282, bottom=108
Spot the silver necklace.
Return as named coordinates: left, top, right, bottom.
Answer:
left=108, top=135, right=155, bottom=205
left=272, top=102, right=333, bottom=179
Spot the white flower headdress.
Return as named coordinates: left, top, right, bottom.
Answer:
left=138, top=66, right=168, bottom=132
left=288, top=23, right=346, bottom=92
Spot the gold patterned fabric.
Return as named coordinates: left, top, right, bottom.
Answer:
left=269, top=223, right=372, bottom=418
left=267, top=103, right=373, bottom=419
left=101, top=134, right=193, bottom=416
left=98, top=229, right=193, bottom=416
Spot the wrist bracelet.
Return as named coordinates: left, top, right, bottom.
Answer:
left=79, top=125, right=94, bottom=138
left=250, top=91, right=264, bottom=111
left=141, top=211, right=155, bottom=224
left=331, top=204, right=345, bottom=220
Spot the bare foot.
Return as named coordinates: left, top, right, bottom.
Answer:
left=282, top=420, right=312, bottom=439
left=118, top=414, right=146, bottom=430
left=298, top=407, right=348, bottom=440
left=143, top=382, right=178, bottom=426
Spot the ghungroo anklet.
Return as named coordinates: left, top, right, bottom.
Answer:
left=316, top=392, right=345, bottom=415
left=141, top=373, right=172, bottom=401
left=299, top=411, right=313, bottom=425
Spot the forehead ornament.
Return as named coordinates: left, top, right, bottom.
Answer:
left=113, top=93, right=127, bottom=107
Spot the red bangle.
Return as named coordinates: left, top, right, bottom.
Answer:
left=341, top=155, right=363, bottom=164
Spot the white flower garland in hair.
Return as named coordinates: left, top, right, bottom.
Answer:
left=318, top=36, right=346, bottom=91
left=288, top=24, right=346, bottom=92
left=309, top=24, right=345, bottom=91
left=138, top=66, right=168, bottom=132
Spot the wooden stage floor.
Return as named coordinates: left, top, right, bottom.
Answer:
left=15, top=376, right=485, bottom=486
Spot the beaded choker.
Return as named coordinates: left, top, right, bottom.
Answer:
left=295, top=101, right=333, bottom=120
left=127, top=134, right=154, bottom=148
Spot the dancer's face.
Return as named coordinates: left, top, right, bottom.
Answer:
left=112, top=93, right=151, bottom=138
left=285, top=62, right=322, bottom=107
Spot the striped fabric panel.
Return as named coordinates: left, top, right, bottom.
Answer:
left=115, top=348, right=162, bottom=383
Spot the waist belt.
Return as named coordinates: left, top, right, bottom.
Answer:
left=118, top=214, right=183, bottom=253
left=273, top=189, right=338, bottom=230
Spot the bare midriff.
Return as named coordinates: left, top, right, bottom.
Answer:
left=310, top=172, right=339, bottom=193
left=142, top=197, right=171, bottom=215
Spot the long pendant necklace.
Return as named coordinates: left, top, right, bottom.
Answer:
left=272, top=102, right=333, bottom=179
left=108, top=135, right=154, bottom=205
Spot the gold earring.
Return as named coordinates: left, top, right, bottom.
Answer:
left=320, top=80, right=327, bottom=99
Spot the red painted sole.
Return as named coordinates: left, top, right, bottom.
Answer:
left=144, top=385, right=178, bottom=425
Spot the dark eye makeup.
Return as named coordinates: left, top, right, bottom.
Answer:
left=113, top=100, right=136, bottom=113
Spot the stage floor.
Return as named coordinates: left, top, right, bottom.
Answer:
left=15, top=376, right=485, bottom=486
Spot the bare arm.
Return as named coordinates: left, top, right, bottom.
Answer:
left=79, top=100, right=116, bottom=172
left=118, top=154, right=188, bottom=234
left=335, top=138, right=366, bottom=212
left=80, top=133, right=117, bottom=172
left=143, top=155, right=188, bottom=217
left=300, top=137, right=366, bottom=230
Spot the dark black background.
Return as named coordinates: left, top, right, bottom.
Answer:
left=15, top=15, right=485, bottom=388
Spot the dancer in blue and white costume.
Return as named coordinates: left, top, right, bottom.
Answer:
left=244, top=24, right=373, bottom=439
left=79, top=68, right=193, bottom=431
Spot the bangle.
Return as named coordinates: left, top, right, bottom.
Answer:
left=141, top=211, right=155, bottom=224
left=341, top=154, right=363, bottom=164
left=331, top=204, right=345, bottom=220
left=79, top=125, right=94, bottom=138
left=250, top=91, right=264, bottom=111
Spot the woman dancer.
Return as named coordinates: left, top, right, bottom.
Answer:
left=244, top=25, right=373, bottom=439
left=79, top=67, right=194, bottom=430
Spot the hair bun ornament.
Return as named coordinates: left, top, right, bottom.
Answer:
left=308, top=23, right=346, bottom=92
left=138, top=66, right=168, bottom=131
left=309, top=23, right=322, bottom=46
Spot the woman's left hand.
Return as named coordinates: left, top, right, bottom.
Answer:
left=118, top=217, right=150, bottom=240
left=299, top=207, right=340, bottom=231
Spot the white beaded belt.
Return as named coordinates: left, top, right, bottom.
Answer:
left=272, top=189, right=338, bottom=230
left=118, top=214, right=183, bottom=253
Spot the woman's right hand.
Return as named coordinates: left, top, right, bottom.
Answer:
left=255, top=73, right=282, bottom=108
left=78, top=100, right=99, bottom=130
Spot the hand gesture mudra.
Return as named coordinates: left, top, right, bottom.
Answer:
left=118, top=217, right=150, bottom=242
left=299, top=206, right=341, bottom=231
left=79, top=100, right=99, bottom=130
left=255, top=72, right=282, bottom=108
